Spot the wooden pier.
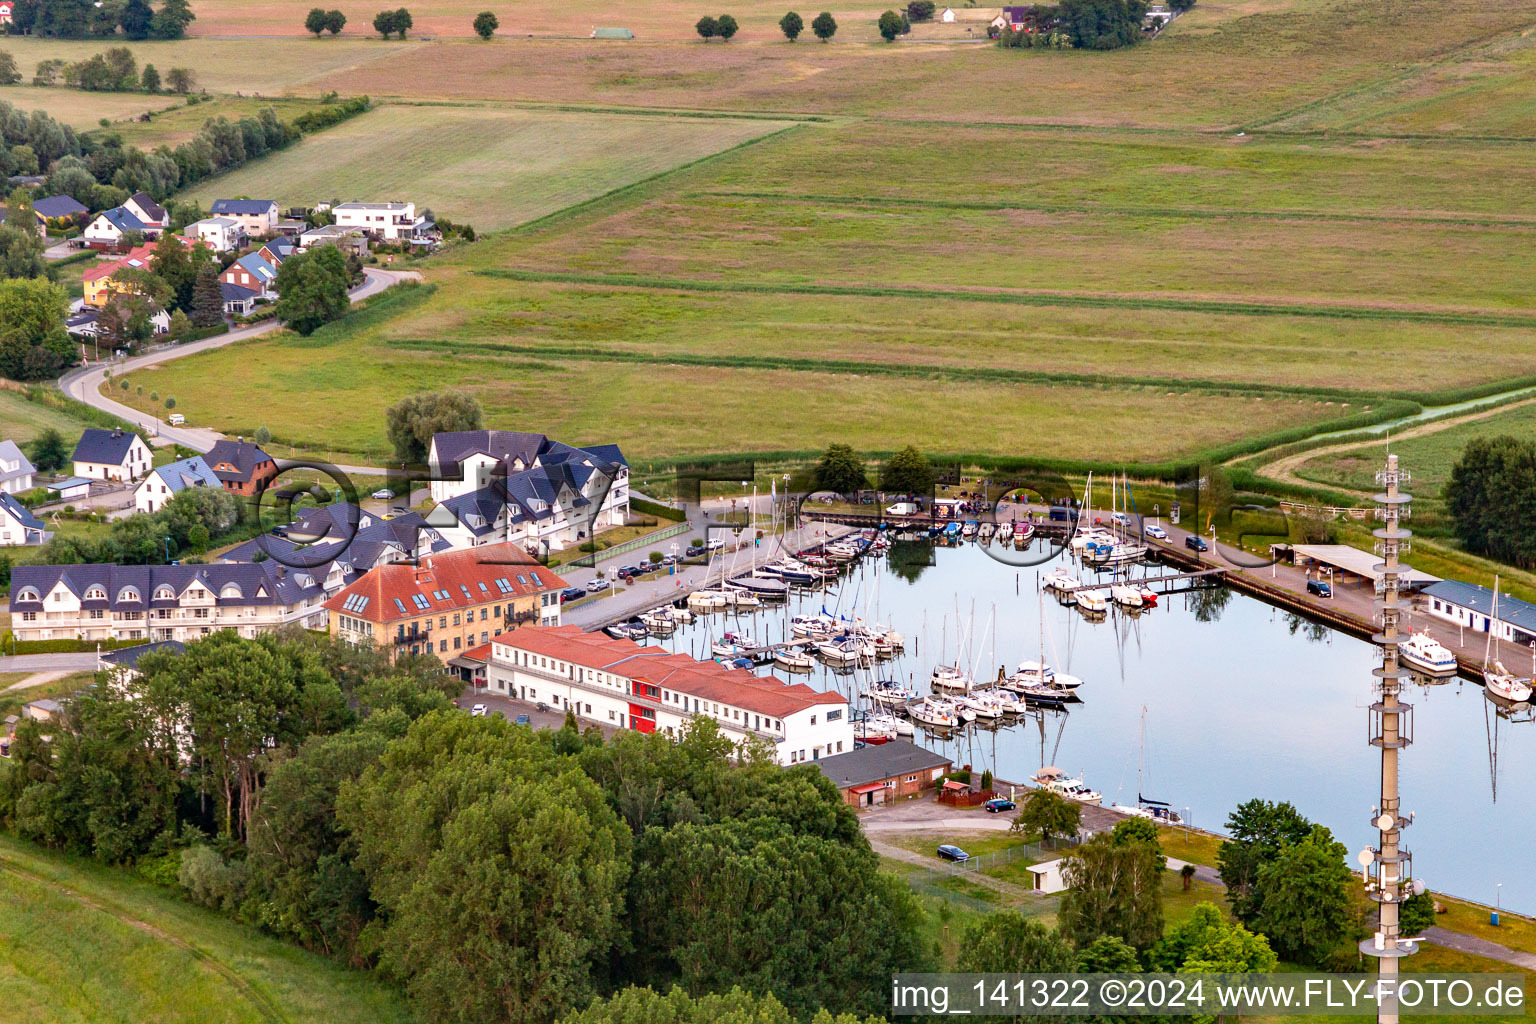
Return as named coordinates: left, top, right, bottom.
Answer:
left=1052, top=567, right=1228, bottom=594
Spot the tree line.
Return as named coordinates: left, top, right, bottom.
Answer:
left=3, top=0, right=193, bottom=39
left=1444, top=434, right=1536, bottom=569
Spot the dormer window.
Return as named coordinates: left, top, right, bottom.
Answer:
left=118, top=586, right=141, bottom=603
left=15, top=586, right=40, bottom=602
left=84, top=585, right=107, bottom=600
left=154, top=585, right=176, bottom=601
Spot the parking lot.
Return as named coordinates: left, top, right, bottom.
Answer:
left=455, top=685, right=618, bottom=739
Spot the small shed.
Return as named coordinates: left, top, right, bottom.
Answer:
left=1027, top=858, right=1068, bottom=894
left=48, top=477, right=92, bottom=502
left=591, top=26, right=635, bottom=38
left=939, top=6, right=956, bottom=20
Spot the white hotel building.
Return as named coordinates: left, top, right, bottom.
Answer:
left=486, top=625, right=854, bottom=765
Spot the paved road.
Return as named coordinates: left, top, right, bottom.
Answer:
left=1423, top=926, right=1536, bottom=969
left=57, top=268, right=420, bottom=466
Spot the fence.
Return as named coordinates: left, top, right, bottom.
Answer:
left=902, top=838, right=1077, bottom=914
left=585, top=522, right=691, bottom=565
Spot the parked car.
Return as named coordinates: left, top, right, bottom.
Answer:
left=390, top=505, right=411, bottom=514
left=167, top=413, right=185, bottom=426
left=535, top=702, right=550, bottom=712
left=984, top=797, right=1016, bottom=813
left=1145, top=523, right=1168, bottom=540
left=1110, top=511, right=1131, bottom=528
left=1185, top=535, right=1209, bottom=552
left=662, top=553, right=679, bottom=564
left=470, top=703, right=487, bottom=717
left=1049, top=506, right=1079, bottom=522
left=1307, top=579, right=1332, bottom=598
left=937, top=844, right=970, bottom=862
left=586, top=578, right=610, bottom=593
left=515, top=714, right=530, bottom=725
left=271, top=525, right=289, bottom=538
left=371, top=488, right=394, bottom=500
left=617, top=565, right=642, bottom=580
left=561, top=586, right=586, bottom=602
left=686, top=544, right=705, bottom=557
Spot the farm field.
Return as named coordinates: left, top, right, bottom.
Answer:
left=1295, top=400, right=1536, bottom=495
left=183, top=103, right=799, bottom=230
left=96, top=94, right=332, bottom=148
left=0, top=835, right=413, bottom=1024
left=0, top=37, right=409, bottom=94
left=0, top=84, right=180, bottom=127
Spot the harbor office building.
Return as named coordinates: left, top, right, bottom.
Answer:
left=485, top=625, right=853, bottom=765
left=813, top=740, right=954, bottom=807
left=1422, top=579, right=1536, bottom=645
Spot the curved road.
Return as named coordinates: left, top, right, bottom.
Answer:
left=58, top=267, right=420, bottom=473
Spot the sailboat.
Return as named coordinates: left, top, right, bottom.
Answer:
left=1482, top=578, right=1534, bottom=702
left=1109, top=706, right=1185, bottom=824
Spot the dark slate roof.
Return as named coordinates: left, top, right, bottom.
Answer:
left=220, top=282, right=258, bottom=301
left=204, top=439, right=272, bottom=484
left=1424, top=580, right=1536, bottom=634
left=0, top=492, right=43, bottom=532
left=146, top=455, right=221, bottom=495
left=128, top=191, right=167, bottom=224
left=33, top=195, right=87, bottom=219
left=100, top=639, right=185, bottom=669
left=9, top=560, right=331, bottom=614
left=211, top=199, right=277, bottom=215
left=66, top=310, right=100, bottom=333
left=813, top=740, right=953, bottom=788
left=432, top=430, right=549, bottom=475
left=95, top=207, right=147, bottom=234
left=71, top=428, right=139, bottom=466
left=219, top=503, right=449, bottom=569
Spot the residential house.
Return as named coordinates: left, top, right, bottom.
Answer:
left=0, top=439, right=36, bottom=494
left=203, top=439, right=277, bottom=496
left=9, top=561, right=338, bottom=643
left=65, top=309, right=100, bottom=337
left=98, top=639, right=186, bottom=680
left=83, top=245, right=155, bottom=306
left=0, top=492, right=48, bottom=546
left=220, top=282, right=260, bottom=316
left=814, top=740, right=953, bottom=807
left=325, top=542, right=567, bottom=661
left=427, top=430, right=629, bottom=555
left=257, top=238, right=297, bottom=265
left=83, top=206, right=152, bottom=251
left=209, top=199, right=279, bottom=239
left=0, top=4, right=15, bottom=26
left=32, top=194, right=87, bottom=232
left=939, top=6, right=956, bottom=19
left=484, top=625, right=854, bottom=764
left=297, top=223, right=367, bottom=255
left=123, top=192, right=169, bottom=232
left=331, top=201, right=434, bottom=243
left=182, top=216, right=243, bottom=252
left=219, top=501, right=452, bottom=581
left=71, top=427, right=151, bottom=482
left=220, top=252, right=278, bottom=296
left=133, top=454, right=222, bottom=514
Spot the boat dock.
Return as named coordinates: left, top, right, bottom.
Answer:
left=1053, top=567, right=1228, bottom=594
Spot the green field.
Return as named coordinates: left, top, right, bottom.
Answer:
left=0, top=389, right=95, bottom=446
left=96, top=94, right=333, bottom=149
left=1295, top=401, right=1536, bottom=495
left=0, top=84, right=180, bottom=128
left=0, top=834, right=414, bottom=1024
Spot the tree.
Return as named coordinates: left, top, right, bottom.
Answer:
left=1399, top=891, right=1435, bottom=936
left=564, top=987, right=886, bottom=1024
left=878, top=9, right=904, bottom=39
left=139, top=62, right=160, bottom=92
left=1010, top=788, right=1080, bottom=848
left=1151, top=901, right=1276, bottom=974
left=325, top=8, right=346, bottom=32
left=152, top=227, right=212, bottom=313
left=33, top=59, right=66, bottom=86
left=1444, top=436, right=1536, bottom=568
left=473, top=10, right=498, bottom=37
left=1216, top=798, right=1315, bottom=923
left=907, top=0, right=936, bottom=18
left=165, top=67, right=195, bottom=93
left=779, top=10, right=803, bottom=38
left=190, top=262, right=225, bottom=327
left=1058, top=0, right=1145, bottom=49
left=1076, top=934, right=1142, bottom=972
left=1181, top=863, right=1197, bottom=891
left=273, top=244, right=350, bottom=336
left=120, top=0, right=153, bottom=38
left=0, top=277, right=73, bottom=381
left=695, top=15, right=718, bottom=38
left=1058, top=832, right=1165, bottom=951
left=1251, top=825, right=1362, bottom=967
left=305, top=6, right=329, bottom=34
left=151, top=0, right=195, bottom=38
left=373, top=8, right=398, bottom=36
left=880, top=445, right=933, bottom=497
left=1111, top=815, right=1167, bottom=870
left=255, top=424, right=273, bottom=445
left=385, top=390, right=484, bottom=464
left=811, top=10, right=836, bottom=39
left=715, top=13, right=738, bottom=38
left=1168, top=0, right=1194, bottom=11
left=812, top=442, right=866, bottom=495
left=959, top=911, right=1076, bottom=974
left=31, top=428, right=70, bottom=473
left=340, top=712, right=633, bottom=1024
left=0, top=52, right=19, bottom=85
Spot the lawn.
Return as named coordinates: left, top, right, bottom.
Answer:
left=0, top=388, right=96, bottom=446
left=0, top=671, right=95, bottom=719
left=0, top=834, right=413, bottom=1024
left=0, top=84, right=180, bottom=128
left=1159, top=828, right=1225, bottom=868
left=182, top=104, right=798, bottom=232
left=95, top=94, right=332, bottom=149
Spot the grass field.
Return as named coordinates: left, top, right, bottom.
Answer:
left=0, top=834, right=413, bottom=1024
left=1295, top=401, right=1536, bottom=494
left=0, top=388, right=95, bottom=446
left=94, top=94, right=333, bottom=148
left=0, top=84, right=180, bottom=128
left=182, top=103, right=798, bottom=230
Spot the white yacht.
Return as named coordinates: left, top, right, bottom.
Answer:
left=931, top=665, right=974, bottom=694
left=1032, top=765, right=1103, bottom=804
left=908, top=698, right=960, bottom=729
left=1398, top=631, right=1456, bottom=676
left=711, top=631, right=754, bottom=658
left=773, top=648, right=815, bottom=671
left=1485, top=660, right=1534, bottom=703
left=956, top=691, right=1006, bottom=720
left=790, top=613, right=837, bottom=638
left=1077, top=588, right=1108, bottom=614
left=1110, top=583, right=1143, bottom=608
left=1043, top=568, right=1081, bottom=593
left=864, top=680, right=916, bottom=708
left=1014, top=659, right=1054, bottom=684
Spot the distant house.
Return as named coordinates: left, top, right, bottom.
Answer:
left=0, top=439, right=36, bottom=494
left=0, top=3, right=15, bottom=26
left=65, top=309, right=100, bottom=337
left=209, top=199, right=279, bottom=239
left=71, top=427, right=151, bottom=482
left=134, top=454, right=221, bottom=514
left=591, top=26, right=634, bottom=37
left=939, top=6, right=956, bottom=20
left=332, top=201, right=434, bottom=243
left=204, top=439, right=277, bottom=497
left=83, top=207, right=151, bottom=251
left=32, top=194, right=88, bottom=230
left=257, top=238, right=297, bottom=265
left=219, top=282, right=260, bottom=316
left=814, top=740, right=953, bottom=808
left=0, top=492, right=47, bottom=546
left=82, top=244, right=157, bottom=307
left=297, top=223, right=367, bottom=255
left=123, top=192, right=169, bottom=232
left=182, top=216, right=243, bottom=252
left=220, top=252, right=278, bottom=296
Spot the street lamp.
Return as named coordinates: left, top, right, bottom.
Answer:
left=1493, top=884, right=1503, bottom=926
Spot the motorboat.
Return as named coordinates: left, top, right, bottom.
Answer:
left=711, top=631, right=755, bottom=658
left=1032, top=765, right=1102, bottom=804
left=1110, top=583, right=1144, bottom=608
left=640, top=609, right=678, bottom=633
left=978, top=522, right=994, bottom=541
left=981, top=686, right=1028, bottom=714
left=931, top=665, right=973, bottom=694
left=1014, top=521, right=1035, bottom=547
left=1043, top=568, right=1080, bottom=593
left=1014, top=659, right=1055, bottom=684
left=604, top=618, right=648, bottom=641
left=816, top=636, right=866, bottom=665
left=773, top=648, right=815, bottom=671
left=1007, top=679, right=1073, bottom=706
left=856, top=717, right=896, bottom=744
left=687, top=589, right=730, bottom=611
left=1485, top=660, right=1534, bottom=703
left=1077, top=588, right=1108, bottom=614
left=864, top=680, right=916, bottom=708
left=1398, top=631, right=1456, bottom=676
left=908, top=698, right=960, bottom=729
left=1110, top=802, right=1185, bottom=825
left=791, top=613, right=838, bottom=638
left=956, top=691, right=1006, bottom=720
left=1135, top=584, right=1158, bottom=606
left=1071, top=527, right=1115, bottom=553
left=997, top=522, right=1013, bottom=543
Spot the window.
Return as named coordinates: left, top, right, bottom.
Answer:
left=452, top=613, right=461, bottom=626
left=811, top=714, right=817, bottom=726
left=608, top=710, right=615, bottom=721
left=453, top=637, right=461, bottom=650
left=439, top=639, right=447, bottom=652
left=84, top=585, right=106, bottom=601
left=905, top=774, right=917, bottom=783
left=480, top=608, right=488, bottom=620
left=15, top=587, right=40, bottom=602
left=826, top=709, right=842, bottom=722
left=439, top=617, right=447, bottom=629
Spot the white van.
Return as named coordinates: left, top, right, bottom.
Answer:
left=885, top=501, right=918, bottom=516
left=167, top=413, right=186, bottom=426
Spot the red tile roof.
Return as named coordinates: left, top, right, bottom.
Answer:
left=82, top=236, right=203, bottom=283
left=492, top=624, right=847, bottom=719
left=324, top=542, right=567, bottom=623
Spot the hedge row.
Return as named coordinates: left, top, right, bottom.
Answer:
left=9, top=637, right=148, bottom=655
left=630, top=496, right=687, bottom=522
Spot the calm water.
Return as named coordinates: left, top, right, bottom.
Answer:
left=659, top=540, right=1536, bottom=912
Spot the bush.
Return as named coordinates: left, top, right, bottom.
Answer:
left=907, top=0, right=936, bottom=18
left=178, top=845, right=249, bottom=913
left=136, top=850, right=182, bottom=887
left=715, top=13, right=739, bottom=37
